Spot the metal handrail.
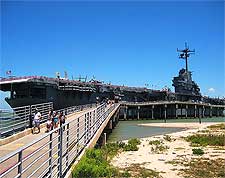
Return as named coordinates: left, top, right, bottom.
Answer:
left=122, top=100, right=225, bottom=107
left=0, top=102, right=98, bottom=138
left=0, top=103, right=119, bottom=178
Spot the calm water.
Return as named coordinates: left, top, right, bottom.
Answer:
left=107, top=117, right=225, bottom=142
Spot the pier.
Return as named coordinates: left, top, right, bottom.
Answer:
left=0, top=101, right=224, bottom=178
left=119, top=101, right=225, bottom=120
left=0, top=103, right=120, bottom=178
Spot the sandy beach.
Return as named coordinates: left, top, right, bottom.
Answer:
left=111, top=122, right=225, bottom=178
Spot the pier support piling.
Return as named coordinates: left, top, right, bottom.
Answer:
left=175, top=104, right=178, bottom=118
left=194, top=105, right=197, bottom=118
left=203, top=106, right=205, bottom=118
left=124, top=106, right=127, bottom=120
left=164, top=105, right=167, bottom=123
left=151, top=105, right=154, bottom=119
left=103, top=133, right=107, bottom=146
left=210, top=107, right=212, bottom=118
left=185, top=105, right=188, bottom=118
left=137, top=106, right=140, bottom=120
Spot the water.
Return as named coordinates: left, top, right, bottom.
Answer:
left=107, top=117, right=225, bottom=142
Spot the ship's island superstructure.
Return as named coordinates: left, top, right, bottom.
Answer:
left=172, top=43, right=201, bottom=101
left=0, top=44, right=224, bottom=109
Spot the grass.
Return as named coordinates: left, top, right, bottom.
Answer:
left=192, top=148, right=204, bottom=155
left=165, top=160, right=181, bottom=166
left=174, top=147, right=185, bottom=150
left=123, top=164, right=162, bottom=178
left=120, top=170, right=131, bottom=177
left=123, top=138, right=141, bottom=151
left=180, top=158, right=225, bottom=178
left=149, top=140, right=161, bottom=145
left=163, top=135, right=172, bottom=142
left=151, top=144, right=169, bottom=154
left=208, top=124, right=225, bottom=130
left=186, top=134, right=225, bottom=147
left=149, top=139, right=169, bottom=154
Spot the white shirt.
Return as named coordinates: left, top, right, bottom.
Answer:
left=34, top=112, right=41, bottom=121
left=47, top=120, right=52, bottom=125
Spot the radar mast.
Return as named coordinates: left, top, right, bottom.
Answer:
left=177, top=42, right=195, bottom=72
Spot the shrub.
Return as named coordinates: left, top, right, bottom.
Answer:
left=128, top=138, right=141, bottom=145
left=151, top=144, right=169, bottom=154
left=123, top=138, right=141, bottom=151
left=72, top=148, right=118, bottom=178
left=149, top=139, right=169, bottom=153
left=102, top=142, right=122, bottom=160
left=164, top=135, right=172, bottom=142
left=186, top=134, right=225, bottom=146
left=124, top=143, right=139, bottom=151
left=149, top=140, right=161, bottom=145
left=192, top=148, right=204, bottom=155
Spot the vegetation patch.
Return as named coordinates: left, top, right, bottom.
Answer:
left=208, top=124, right=225, bottom=130
left=186, top=134, right=225, bottom=147
left=72, top=148, right=118, bottom=178
left=180, top=158, right=225, bottom=178
left=123, top=164, right=162, bottom=178
left=149, top=139, right=169, bottom=154
left=101, top=142, right=127, bottom=161
left=165, top=160, right=181, bottom=166
left=149, top=140, right=161, bottom=145
left=163, top=135, right=172, bottom=142
left=192, top=148, right=204, bottom=155
left=213, top=147, right=225, bottom=150
left=174, top=147, right=185, bottom=150
left=73, top=139, right=142, bottom=177
left=197, top=129, right=210, bottom=133
left=123, top=138, right=141, bottom=151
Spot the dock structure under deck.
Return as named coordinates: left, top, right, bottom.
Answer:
left=120, top=101, right=225, bottom=120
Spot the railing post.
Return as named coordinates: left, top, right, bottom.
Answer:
left=58, top=127, right=63, bottom=177
left=89, top=112, right=92, bottom=139
left=84, top=114, right=87, bottom=145
left=29, top=105, right=33, bottom=128
left=93, top=110, right=96, bottom=133
left=18, top=151, right=22, bottom=178
left=24, top=107, right=27, bottom=129
left=87, top=112, right=89, bottom=142
left=77, top=117, right=80, bottom=154
left=13, top=111, right=15, bottom=135
left=48, top=133, right=53, bottom=178
left=66, top=124, right=69, bottom=168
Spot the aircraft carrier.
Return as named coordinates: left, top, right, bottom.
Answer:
left=0, top=44, right=224, bottom=109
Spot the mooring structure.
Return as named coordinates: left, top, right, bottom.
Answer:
left=119, top=101, right=225, bottom=121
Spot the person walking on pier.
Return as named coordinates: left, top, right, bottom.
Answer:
left=52, top=111, right=59, bottom=132
left=59, top=111, right=66, bottom=130
left=46, top=110, right=53, bottom=132
left=32, top=109, right=42, bottom=134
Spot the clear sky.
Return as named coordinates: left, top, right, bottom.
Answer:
left=0, top=1, right=224, bottom=108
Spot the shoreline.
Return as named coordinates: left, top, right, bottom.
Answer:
left=138, top=122, right=225, bottom=129
left=111, top=122, right=225, bottom=178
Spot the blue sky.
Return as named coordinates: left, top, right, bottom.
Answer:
left=0, top=1, right=224, bottom=108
